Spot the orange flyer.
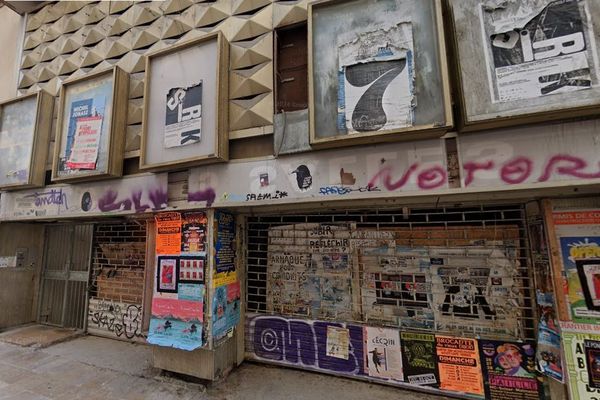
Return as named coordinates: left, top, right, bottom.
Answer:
left=435, top=335, right=484, bottom=396
left=155, top=212, right=182, bottom=255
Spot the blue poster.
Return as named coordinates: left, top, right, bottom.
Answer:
left=212, top=282, right=241, bottom=340
left=147, top=318, right=202, bottom=351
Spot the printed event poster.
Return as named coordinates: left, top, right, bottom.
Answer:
left=326, top=326, right=350, bottom=360
left=337, top=23, right=414, bottom=134
left=212, top=281, right=241, bottom=340
left=561, top=322, right=600, bottom=400
left=536, top=292, right=564, bottom=382
left=479, top=340, right=542, bottom=400
left=181, top=212, right=207, bottom=253
left=364, top=327, right=403, bottom=381
left=155, top=212, right=182, bottom=255
left=64, top=99, right=93, bottom=169
left=179, top=256, right=204, bottom=283
left=66, top=113, right=103, bottom=170
left=157, top=257, right=178, bottom=293
left=480, top=0, right=599, bottom=102
left=435, top=336, right=484, bottom=396
left=164, top=83, right=202, bottom=148
left=553, top=210, right=600, bottom=324
left=400, top=332, right=438, bottom=386
left=214, top=210, right=236, bottom=287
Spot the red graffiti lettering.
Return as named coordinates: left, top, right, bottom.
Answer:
left=417, top=166, right=447, bottom=189
left=463, top=161, right=494, bottom=187
left=367, top=164, right=419, bottom=191
left=538, top=154, right=600, bottom=182
left=500, top=157, right=533, bottom=184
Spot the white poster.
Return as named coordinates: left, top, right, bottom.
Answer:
left=164, top=83, right=202, bottom=148
left=480, top=0, right=599, bottom=102
left=326, top=326, right=350, bottom=360
left=337, top=23, right=414, bottom=133
left=364, top=327, right=403, bottom=381
left=67, top=115, right=103, bottom=170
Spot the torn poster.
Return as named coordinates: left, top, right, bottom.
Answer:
left=364, top=327, right=403, bottom=381
left=65, top=115, right=103, bottom=170
left=326, top=326, right=350, bottom=360
left=164, top=83, right=202, bottom=148
left=337, top=22, right=414, bottom=134
left=480, top=0, right=599, bottom=102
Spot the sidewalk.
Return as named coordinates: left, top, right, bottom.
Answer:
left=0, top=335, right=445, bottom=400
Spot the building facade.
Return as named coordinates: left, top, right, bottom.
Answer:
left=0, top=0, right=600, bottom=399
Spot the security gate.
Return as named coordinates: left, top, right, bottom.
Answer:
left=38, top=224, right=93, bottom=329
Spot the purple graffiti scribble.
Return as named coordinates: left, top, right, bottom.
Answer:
left=148, top=188, right=168, bottom=210
left=98, top=190, right=132, bottom=212
left=131, top=191, right=150, bottom=213
left=251, top=316, right=365, bottom=376
left=188, top=188, right=216, bottom=207
left=538, top=154, right=600, bottom=182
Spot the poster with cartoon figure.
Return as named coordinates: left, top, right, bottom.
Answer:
left=212, top=281, right=241, bottom=341
left=479, top=340, right=542, bottom=400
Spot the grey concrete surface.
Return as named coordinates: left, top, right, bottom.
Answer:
left=0, top=335, right=447, bottom=400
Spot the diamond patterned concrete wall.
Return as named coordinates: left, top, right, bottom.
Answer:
left=18, top=0, right=309, bottom=160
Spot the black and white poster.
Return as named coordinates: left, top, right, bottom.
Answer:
left=337, top=23, right=414, bottom=134
left=480, top=0, right=599, bottom=102
left=164, top=83, right=202, bottom=148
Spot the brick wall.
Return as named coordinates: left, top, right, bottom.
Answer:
left=91, top=221, right=147, bottom=305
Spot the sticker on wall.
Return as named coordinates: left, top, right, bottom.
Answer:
left=364, top=327, right=403, bottom=381
left=435, top=336, right=484, bottom=396
left=337, top=22, right=414, bottom=133
left=212, top=281, right=241, bottom=341
left=479, top=340, right=542, bottom=399
left=164, top=83, right=202, bottom=148
left=326, top=326, right=350, bottom=360
left=400, top=332, right=438, bottom=386
left=480, top=0, right=598, bottom=103
left=155, top=212, right=182, bottom=255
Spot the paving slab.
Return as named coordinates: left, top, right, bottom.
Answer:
left=0, top=325, right=79, bottom=348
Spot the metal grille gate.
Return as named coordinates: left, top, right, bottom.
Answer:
left=38, top=224, right=93, bottom=329
left=245, top=204, right=537, bottom=341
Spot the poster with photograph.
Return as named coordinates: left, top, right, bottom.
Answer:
left=430, top=244, right=521, bottom=337
left=326, top=326, right=350, bottom=360
left=561, top=322, right=600, bottom=400
left=400, top=332, right=438, bottom=386
left=266, top=223, right=352, bottom=319
left=364, top=327, right=403, bottom=381
left=479, top=340, right=542, bottom=400
left=157, top=257, right=178, bottom=293
left=57, top=73, right=113, bottom=178
left=337, top=23, right=414, bottom=134
left=181, top=212, right=207, bottom=253
left=155, top=212, right=182, bottom=255
left=214, top=210, right=236, bottom=287
left=436, top=336, right=484, bottom=396
left=178, top=256, right=204, bottom=283
left=0, top=96, right=37, bottom=187
left=480, top=0, right=599, bottom=103
left=578, top=260, right=600, bottom=310
left=164, top=83, right=202, bottom=149
left=66, top=114, right=104, bottom=170
left=212, top=281, right=241, bottom=340
left=536, top=291, right=564, bottom=382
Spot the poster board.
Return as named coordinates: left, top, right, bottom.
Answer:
left=141, top=32, right=228, bottom=171
left=308, top=0, right=452, bottom=148
left=448, top=0, right=600, bottom=130
left=52, top=67, right=128, bottom=182
left=0, top=91, right=53, bottom=190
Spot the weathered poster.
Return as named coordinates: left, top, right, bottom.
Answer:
left=147, top=318, right=202, bottom=351
left=337, top=22, right=414, bottom=133
left=178, top=256, right=204, bottom=283
left=214, top=210, right=236, bottom=287
left=436, top=336, right=484, bottom=396
left=480, top=0, right=599, bottom=103
left=561, top=322, right=600, bottom=400
left=585, top=339, right=600, bottom=389
left=326, top=326, right=350, bottom=360
left=164, top=83, right=202, bottom=148
left=66, top=113, right=103, bottom=170
left=400, top=332, right=439, bottom=386
left=212, top=281, right=241, bottom=340
left=536, top=291, right=564, bottom=382
left=65, top=98, right=93, bottom=165
left=430, top=244, right=521, bottom=337
left=479, top=340, right=542, bottom=399
left=155, top=212, right=181, bottom=255
left=181, top=212, right=207, bottom=253
left=553, top=210, right=600, bottom=323
left=266, top=223, right=352, bottom=319
left=364, top=327, right=403, bottom=381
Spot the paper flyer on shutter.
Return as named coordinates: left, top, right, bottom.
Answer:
left=364, top=327, right=403, bottom=381
left=435, top=336, right=484, bottom=396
